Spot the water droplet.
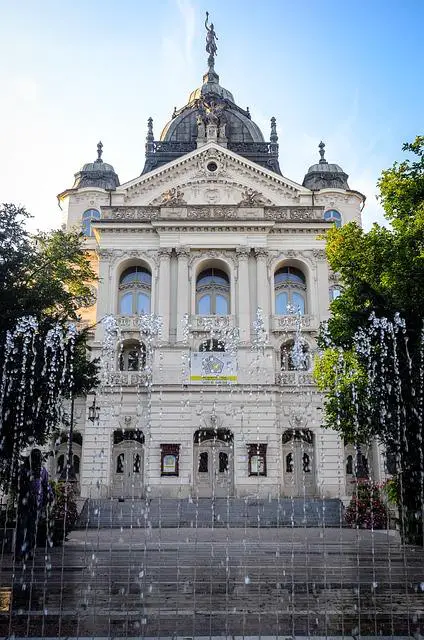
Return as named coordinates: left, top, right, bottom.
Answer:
left=244, top=576, right=250, bottom=584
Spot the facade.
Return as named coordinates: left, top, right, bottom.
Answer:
left=57, top=24, right=379, bottom=501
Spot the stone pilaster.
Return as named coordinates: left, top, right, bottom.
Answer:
left=176, top=246, right=190, bottom=342
left=236, top=247, right=251, bottom=342
left=254, top=248, right=269, bottom=334
left=157, top=248, right=172, bottom=342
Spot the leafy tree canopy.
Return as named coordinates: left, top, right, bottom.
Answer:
left=0, top=204, right=99, bottom=482
left=314, top=137, right=424, bottom=543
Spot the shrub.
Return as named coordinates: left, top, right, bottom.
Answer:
left=45, top=481, right=79, bottom=546
left=345, top=480, right=388, bottom=529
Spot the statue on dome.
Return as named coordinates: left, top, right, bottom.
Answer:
left=205, top=12, right=218, bottom=59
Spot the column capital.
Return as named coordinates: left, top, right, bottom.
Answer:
left=176, top=245, right=191, bottom=258
left=158, top=247, right=173, bottom=259
left=254, top=247, right=268, bottom=259
left=236, top=246, right=250, bottom=260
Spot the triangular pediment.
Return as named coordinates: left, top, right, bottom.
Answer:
left=119, top=142, right=311, bottom=207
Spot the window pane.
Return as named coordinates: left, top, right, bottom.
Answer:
left=215, top=295, right=228, bottom=315
left=292, top=292, right=305, bottom=314
left=219, top=451, right=228, bottom=473
left=330, top=287, right=341, bottom=301
left=82, top=209, right=100, bottom=237
left=324, top=209, right=342, bottom=228
left=116, top=453, right=124, bottom=474
left=120, top=267, right=152, bottom=286
left=137, top=293, right=150, bottom=314
left=275, top=267, right=305, bottom=285
left=120, top=292, right=133, bottom=315
left=198, top=452, right=208, bottom=472
left=198, top=295, right=211, bottom=315
left=275, top=292, right=288, bottom=315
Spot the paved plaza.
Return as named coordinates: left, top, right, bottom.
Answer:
left=0, top=526, right=423, bottom=638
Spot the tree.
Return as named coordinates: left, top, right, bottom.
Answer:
left=314, top=137, right=424, bottom=544
left=0, top=204, right=99, bottom=488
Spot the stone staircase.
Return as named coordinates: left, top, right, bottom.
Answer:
left=77, top=497, right=345, bottom=528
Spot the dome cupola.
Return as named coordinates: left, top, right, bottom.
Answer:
left=302, top=142, right=349, bottom=191
left=73, top=141, right=120, bottom=190
left=142, top=13, right=281, bottom=175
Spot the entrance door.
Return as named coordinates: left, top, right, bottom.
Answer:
left=194, top=437, right=234, bottom=498
left=282, top=430, right=316, bottom=497
left=112, top=441, right=144, bottom=498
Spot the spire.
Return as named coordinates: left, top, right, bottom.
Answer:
left=96, top=140, right=103, bottom=163
left=270, top=117, right=278, bottom=143
left=319, top=140, right=327, bottom=164
left=203, top=11, right=219, bottom=85
left=145, top=117, right=155, bottom=156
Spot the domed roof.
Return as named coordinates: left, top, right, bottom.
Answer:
left=73, top=142, right=120, bottom=190
left=141, top=17, right=281, bottom=175
left=302, top=142, right=349, bottom=191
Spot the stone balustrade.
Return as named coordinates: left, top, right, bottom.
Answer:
left=277, top=371, right=315, bottom=386
left=270, top=314, right=316, bottom=332
left=108, top=371, right=149, bottom=387
left=189, top=314, right=235, bottom=333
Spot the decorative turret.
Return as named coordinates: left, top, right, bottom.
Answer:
left=302, top=142, right=349, bottom=191
left=72, top=141, right=120, bottom=191
left=141, top=13, right=281, bottom=175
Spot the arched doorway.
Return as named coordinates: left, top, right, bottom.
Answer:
left=193, top=429, right=234, bottom=497
left=55, top=432, right=82, bottom=484
left=112, top=430, right=144, bottom=498
left=344, top=443, right=373, bottom=495
left=282, top=429, right=316, bottom=497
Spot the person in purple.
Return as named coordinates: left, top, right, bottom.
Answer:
left=15, top=448, right=53, bottom=560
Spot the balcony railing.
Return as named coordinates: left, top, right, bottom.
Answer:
left=277, top=371, right=315, bottom=386
left=108, top=371, right=149, bottom=387
left=270, top=314, right=316, bottom=332
left=189, top=315, right=235, bottom=333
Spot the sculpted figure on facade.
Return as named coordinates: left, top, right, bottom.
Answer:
left=238, top=187, right=265, bottom=207
left=160, top=187, right=186, bottom=206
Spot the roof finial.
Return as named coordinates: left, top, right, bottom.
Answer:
left=270, top=117, right=278, bottom=143
left=145, top=117, right=154, bottom=156
left=319, top=140, right=327, bottom=164
left=205, top=11, right=218, bottom=70
left=96, top=140, right=103, bottom=162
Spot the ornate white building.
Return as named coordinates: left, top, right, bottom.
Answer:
left=57, top=22, right=375, bottom=501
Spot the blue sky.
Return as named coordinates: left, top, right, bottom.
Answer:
left=1, top=0, right=422, bottom=231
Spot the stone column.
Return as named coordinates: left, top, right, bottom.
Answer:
left=254, top=248, right=270, bottom=334
left=176, top=246, right=190, bottom=342
left=157, top=248, right=172, bottom=342
left=236, top=247, right=251, bottom=342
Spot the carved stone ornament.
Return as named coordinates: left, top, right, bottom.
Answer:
left=187, top=206, right=237, bottom=219
left=160, top=187, right=186, bottom=206
left=238, top=187, right=266, bottom=207
left=264, top=207, right=324, bottom=221
left=236, top=246, right=251, bottom=259
left=175, top=245, right=191, bottom=258
left=312, top=249, right=327, bottom=260
left=97, top=249, right=114, bottom=260
left=158, top=247, right=173, bottom=259
left=202, top=412, right=223, bottom=430
left=102, top=207, right=159, bottom=220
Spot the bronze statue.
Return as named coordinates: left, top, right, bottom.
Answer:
left=205, top=11, right=218, bottom=58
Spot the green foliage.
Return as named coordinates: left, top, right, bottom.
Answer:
left=0, top=204, right=99, bottom=487
left=317, top=138, right=424, bottom=544
left=47, top=481, right=79, bottom=545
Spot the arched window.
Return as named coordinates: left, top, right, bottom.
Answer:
left=119, top=266, right=151, bottom=315
left=119, top=341, right=146, bottom=371
left=280, top=339, right=310, bottom=371
left=196, top=268, right=230, bottom=316
left=274, top=266, right=306, bottom=315
left=199, top=338, right=225, bottom=352
left=329, top=286, right=342, bottom=301
left=82, top=209, right=101, bottom=237
left=324, top=209, right=342, bottom=228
